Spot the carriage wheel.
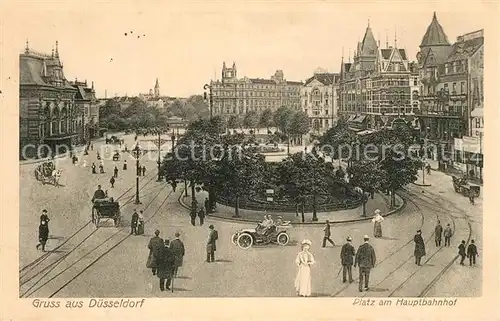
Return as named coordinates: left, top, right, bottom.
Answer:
left=277, top=232, right=290, bottom=246
left=237, top=233, right=253, bottom=249
left=231, top=233, right=239, bottom=245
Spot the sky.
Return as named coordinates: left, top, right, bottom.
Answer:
left=4, top=1, right=491, bottom=98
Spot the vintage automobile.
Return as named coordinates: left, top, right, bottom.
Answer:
left=231, top=223, right=291, bottom=249
left=452, top=175, right=480, bottom=197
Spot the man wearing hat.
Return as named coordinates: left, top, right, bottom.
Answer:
left=206, top=225, right=218, bottom=263
left=157, top=239, right=175, bottom=291
left=340, top=236, right=356, bottom=283
left=354, top=235, right=376, bottom=292
left=40, top=209, right=50, bottom=226
left=170, top=232, right=185, bottom=277
left=414, top=230, right=426, bottom=266
left=322, top=220, right=335, bottom=247
left=147, top=230, right=164, bottom=275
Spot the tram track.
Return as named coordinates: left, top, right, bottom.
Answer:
left=19, top=171, right=159, bottom=293
left=20, top=181, right=173, bottom=298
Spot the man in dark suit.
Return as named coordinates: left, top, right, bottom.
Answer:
left=147, top=230, right=164, bottom=275
left=340, top=236, right=355, bottom=283
left=414, top=230, right=426, bottom=266
left=206, top=225, right=218, bottom=263
left=435, top=220, right=443, bottom=246
left=198, top=207, right=206, bottom=226
left=36, top=220, right=49, bottom=251
left=467, top=239, right=478, bottom=266
left=170, top=232, right=185, bottom=277
left=458, top=240, right=467, bottom=265
left=157, top=239, right=175, bottom=291
left=130, top=210, right=139, bottom=235
left=354, top=235, right=376, bottom=292
left=322, top=220, right=335, bottom=247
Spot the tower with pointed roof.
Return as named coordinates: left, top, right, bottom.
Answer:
left=154, top=78, right=160, bottom=97
left=417, top=12, right=451, bottom=69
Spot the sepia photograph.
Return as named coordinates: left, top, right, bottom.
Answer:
left=1, top=1, right=498, bottom=319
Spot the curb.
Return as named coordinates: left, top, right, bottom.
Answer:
left=413, top=182, right=432, bottom=187
left=178, top=192, right=407, bottom=225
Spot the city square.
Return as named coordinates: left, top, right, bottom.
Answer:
left=17, top=6, right=484, bottom=299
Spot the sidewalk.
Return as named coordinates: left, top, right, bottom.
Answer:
left=426, top=159, right=482, bottom=186
left=180, top=189, right=404, bottom=224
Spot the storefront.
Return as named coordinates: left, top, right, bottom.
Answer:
left=454, top=136, right=483, bottom=180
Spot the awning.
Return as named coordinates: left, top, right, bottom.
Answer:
left=44, top=133, right=78, bottom=141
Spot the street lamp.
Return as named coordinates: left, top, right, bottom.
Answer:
left=203, top=84, right=213, bottom=119
left=134, top=143, right=141, bottom=204
left=156, top=129, right=163, bottom=182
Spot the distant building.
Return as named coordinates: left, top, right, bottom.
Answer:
left=301, top=70, right=340, bottom=133
left=19, top=41, right=79, bottom=159
left=211, top=62, right=302, bottom=117
left=70, top=79, right=99, bottom=141
left=139, top=78, right=169, bottom=109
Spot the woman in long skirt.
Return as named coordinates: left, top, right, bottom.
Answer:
left=137, top=211, right=145, bottom=235
left=294, top=239, right=315, bottom=297
left=372, top=209, right=384, bottom=238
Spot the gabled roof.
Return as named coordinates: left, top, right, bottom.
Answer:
left=20, top=53, right=75, bottom=90
left=304, top=73, right=338, bottom=86
left=360, top=25, right=378, bottom=56
left=446, top=36, right=483, bottom=62
left=420, top=12, right=450, bottom=47
left=380, top=49, right=392, bottom=60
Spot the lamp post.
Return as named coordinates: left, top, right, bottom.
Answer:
left=156, top=129, right=163, bottom=182
left=134, top=143, right=141, bottom=204
left=203, top=84, right=213, bottom=120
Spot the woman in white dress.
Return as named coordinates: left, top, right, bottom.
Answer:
left=294, top=239, right=315, bottom=297
left=372, top=209, right=384, bottom=238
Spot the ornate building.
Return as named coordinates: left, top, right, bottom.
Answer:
left=71, top=79, right=99, bottom=141
left=139, top=78, right=167, bottom=109
left=416, top=13, right=483, bottom=173
left=211, top=62, right=302, bottom=117
left=338, top=23, right=418, bottom=131
left=19, top=41, right=79, bottom=159
left=301, top=69, right=339, bottom=133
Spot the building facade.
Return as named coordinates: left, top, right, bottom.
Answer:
left=211, top=62, right=302, bottom=117
left=301, top=70, right=339, bottom=133
left=19, top=41, right=79, bottom=159
left=71, top=79, right=99, bottom=142
left=338, top=23, right=419, bottom=131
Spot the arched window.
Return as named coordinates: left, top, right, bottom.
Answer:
left=52, top=107, right=60, bottom=135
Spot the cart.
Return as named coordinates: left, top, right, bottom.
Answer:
left=34, top=162, right=56, bottom=185
left=452, top=176, right=480, bottom=197
left=92, top=198, right=121, bottom=228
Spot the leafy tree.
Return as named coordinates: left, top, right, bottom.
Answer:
left=347, top=159, right=385, bottom=216
left=259, top=108, right=274, bottom=131
left=99, top=99, right=121, bottom=119
left=217, top=149, right=265, bottom=217
left=243, top=111, right=260, bottom=131
left=227, top=115, right=241, bottom=129
left=273, top=106, right=293, bottom=134
left=290, top=111, right=310, bottom=145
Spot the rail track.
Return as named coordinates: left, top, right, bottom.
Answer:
left=19, top=171, right=161, bottom=297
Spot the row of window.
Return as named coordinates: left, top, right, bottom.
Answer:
left=213, top=84, right=301, bottom=92
left=213, top=91, right=299, bottom=98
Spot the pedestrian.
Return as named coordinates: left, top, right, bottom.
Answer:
left=99, top=164, right=104, bottom=174
left=130, top=209, right=139, bottom=235
left=204, top=197, right=209, bottom=214
left=36, top=220, right=49, bottom=252
left=157, top=239, right=175, bottom=291
left=372, top=209, right=384, bottom=238
left=426, top=163, right=431, bottom=175
left=414, top=230, right=426, bottom=266
left=142, top=165, right=146, bottom=176
left=123, top=160, right=127, bottom=170
left=110, top=176, right=115, bottom=188
left=137, top=211, right=145, bottom=235
left=458, top=240, right=467, bottom=265
left=467, top=239, right=478, bottom=266
left=147, top=230, right=164, bottom=276
left=170, top=232, right=185, bottom=277
left=354, top=235, right=376, bottom=292
left=83, top=159, right=87, bottom=168
left=340, top=236, right=355, bottom=283
left=435, top=220, right=443, bottom=246
left=190, top=208, right=197, bottom=226
left=198, top=207, right=206, bottom=226
left=92, top=163, right=96, bottom=174
left=294, top=239, right=315, bottom=297
left=90, top=143, right=94, bottom=151
left=206, top=225, right=218, bottom=263
left=469, top=190, right=475, bottom=205
left=322, top=220, right=335, bottom=247
left=114, top=166, right=119, bottom=178
left=444, top=223, right=453, bottom=247
left=171, top=180, right=177, bottom=192
left=40, top=209, right=50, bottom=226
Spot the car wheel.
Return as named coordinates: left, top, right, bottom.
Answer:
left=231, top=233, right=239, bottom=245
left=237, top=233, right=253, bottom=249
left=277, top=232, right=289, bottom=246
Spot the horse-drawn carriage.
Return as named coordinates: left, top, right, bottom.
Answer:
left=34, top=162, right=59, bottom=185
left=112, top=152, right=120, bottom=161
left=92, top=198, right=121, bottom=227
left=452, top=176, right=480, bottom=197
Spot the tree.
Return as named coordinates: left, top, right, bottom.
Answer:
left=273, top=106, right=293, bottom=134
left=347, top=159, right=385, bottom=216
left=243, top=111, right=260, bottom=131
left=99, top=99, right=121, bottom=119
left=259, top=109, right=274, bottom=131
left=217, top=149, right=265, bottom=217
left=290, top=111, right=310, bottom=145
left=227, top=115, right=241, bottom=130
left=278, top=152, right=329, bottom=222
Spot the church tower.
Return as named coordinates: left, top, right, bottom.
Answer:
left=154, top=78, right=160, bottom=97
